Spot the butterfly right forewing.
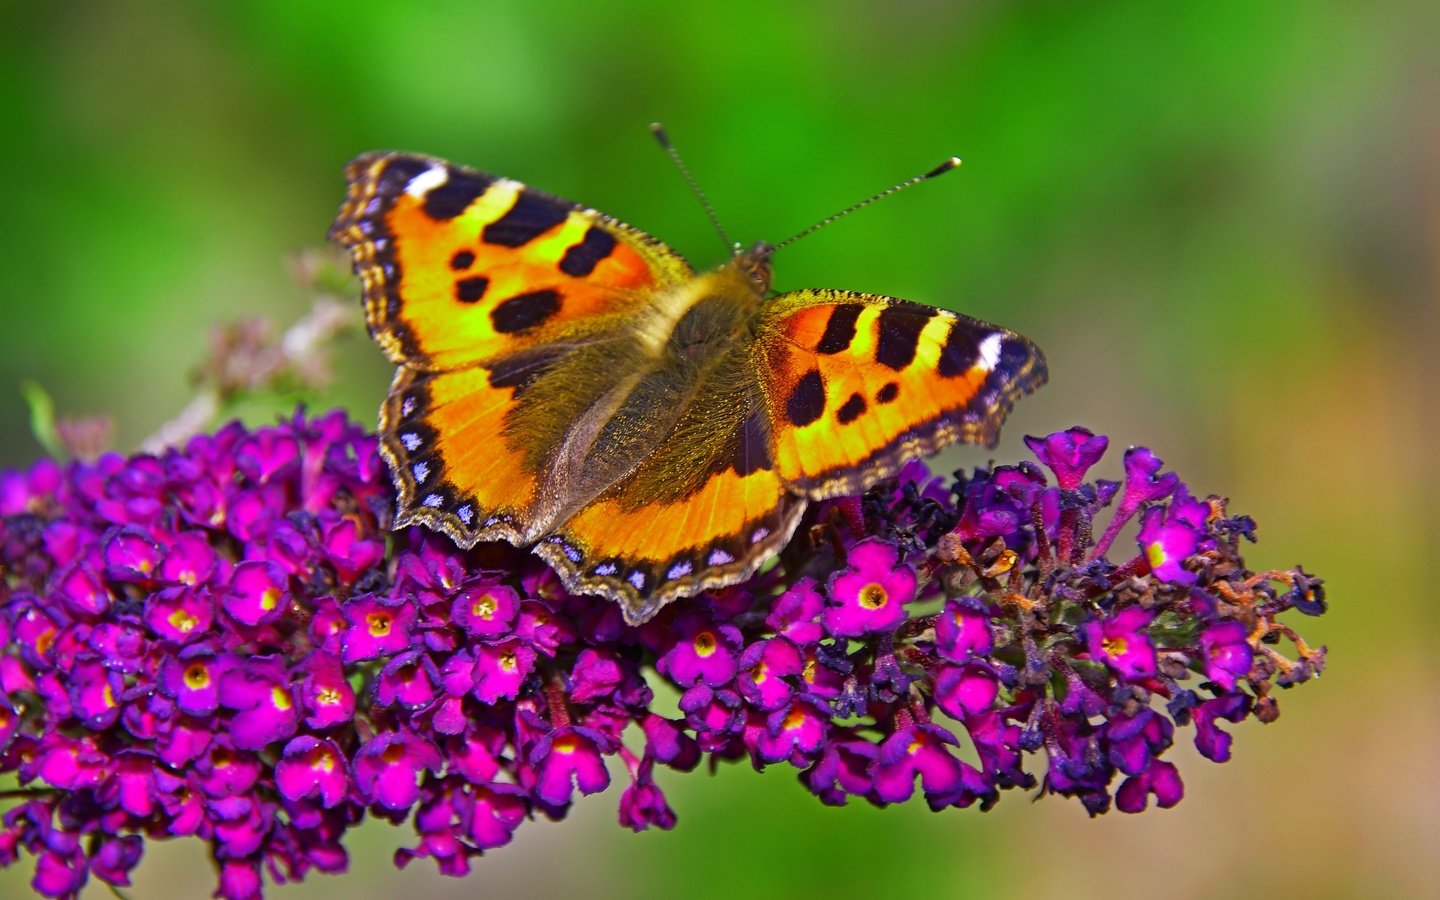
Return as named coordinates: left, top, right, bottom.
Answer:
left=754, top=289, right=1047, bottom=500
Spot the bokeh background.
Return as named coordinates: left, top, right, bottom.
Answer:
left=1, top=2, right=1435, bottom=897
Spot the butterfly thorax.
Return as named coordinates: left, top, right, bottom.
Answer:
left=517, top=258, right=769, bottom=536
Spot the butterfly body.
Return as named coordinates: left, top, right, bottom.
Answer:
left=332, top=152, right=1046, bottom=625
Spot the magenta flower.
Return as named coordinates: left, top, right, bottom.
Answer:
left=655, top=612, right=741, bottom=687
left=223, top=560, right=290, bottom=626
left=1200, top=621, right=1254, bottom=690
left=872, top=722, right=976, bottom=806
left=528, top=726, right=610, bottom=808
left=472, top=640, right=536, bottom=703
left=619, top=757, right=677, bottom=832
left=1115, top=760, right=1184, bottom=813
left=823, top=539, right=916, bottom=637
left=934, top=598, right=993, bottom=664
left=1024, top=426, right=1109, bottom=489
left=219, top=658, right=300, bottom=750
left=0, top=416, right=1328, bottom=896
left=765, top=577, right=825, bottom=646
left=354, top=732, right=441, bottom=811
left=451, top=583, right=520, bottom=638
left=340, top=594, right=415, bottom=662
left=1085, top=606, right=1158, bottom=681
left=1137, top=505, right=1200, bottom=585
left=737, top=637, right=804, bottom=711
left=276, top=737, right=350, bottom=807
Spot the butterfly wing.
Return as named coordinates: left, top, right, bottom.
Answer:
left=533, top=362, right=806, bottom=626
left=330, top=152, right=693, bottom=371
left=379, top=350, right=564, bottom=546
left=754, top=289, right=1047, bottom=499
left=331, top=152, right=695, bottom=545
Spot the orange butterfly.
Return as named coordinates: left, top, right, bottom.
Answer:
left=330, top=148, right=1046, bottom=625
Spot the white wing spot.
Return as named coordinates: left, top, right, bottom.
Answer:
left=422, top=493, right=443, bottom=508
left=707, top=548, right=735, bottom=566
left=405, top=165, right=449, bottom=199
left=751, top=527, right=770, bottom=544
left=402, top=398, right=417, bottom=417
left=627, top=570, right=646, bottom=590
left=455, top=505, right=473, bottom=524
left=401, top=433, right=422, bottom=451
left=976, top=333, right=1005, bottom=373
left=594, top=562, right=617, bottom=577
left=412, top=462, right=430, bottom=482
left=667, top=561, right=693, bottom=580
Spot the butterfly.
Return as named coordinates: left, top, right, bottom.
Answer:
left=330, top=150, right=1046, bottom=626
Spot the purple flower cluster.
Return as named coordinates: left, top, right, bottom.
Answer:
left=0, top=415, right=1327, bottom=898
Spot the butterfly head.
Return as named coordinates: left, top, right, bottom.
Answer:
left=736, top=242, right=776, bottom=294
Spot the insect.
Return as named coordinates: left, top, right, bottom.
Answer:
left=329, top=129, right=1046, bottom=625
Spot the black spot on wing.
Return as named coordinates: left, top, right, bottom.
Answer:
left=876, top=382, right=899, bottom=404
left=836, top=392, right=867, bottom=425
left=875, top=306, right=932, bottom=371
left=455, top=277, right=489, bottom=304
left=815, top=305, right=861, bottom=354
left=423, top=170, right=494, bottom=221
left=937, top=322, right=981, bottom=377
left=999, top=338, right=1032, bottom=373
left=491, top=289, right=561, bottom=334
left=786, top=369, right=826, bottom=428
left=559, top=226, right=618, bottom=277
left=450, top=250, right=476, bottom=271
left=483, top=192, right=570, bottom=247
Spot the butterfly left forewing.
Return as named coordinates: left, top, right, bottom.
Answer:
left=333, top=152, right=699, bottom=549
left=755, top=289, right=1047, bottom=499
left=330, top=152, right=693, bottom=371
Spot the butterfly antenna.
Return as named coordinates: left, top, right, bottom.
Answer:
left=650, top=122, right=737, bottom=255
left=770, top=157, right=962, bottom=253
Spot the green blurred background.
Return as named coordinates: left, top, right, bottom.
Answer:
left=1, top=1, right=1434, bottom=897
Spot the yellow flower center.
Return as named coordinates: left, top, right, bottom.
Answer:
left=693, top=630, right=717, bottom=657
left=184, top=663, right=211, bottom=690
left=499, top=650, right=517, bottom=672
left=366, top=611, right=392, bottom=637
left=1102, top=635, right=1128, bottom=657
left=271, top=686, right=293, bottom=711
left=168, top=608, right=199, bottom=633
left=316, top=687, right=340, bottom=707
left=751, top=661, right=769, bottom=684
left=260, top=587, right=281, bottom=611
left=1145, top=541, right=1168, bottom=569
left=859, top=583, right=888, bottom=610
left=472, top=594, right=497, bottom=619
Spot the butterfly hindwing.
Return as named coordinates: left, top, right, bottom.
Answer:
left=380, top=361, right=549, bottom=546
left=330, top=152, right=693, bottom=371
left=534, top=393, right=806, bottom=625
left=755, top=289, right=1047, bottom=499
